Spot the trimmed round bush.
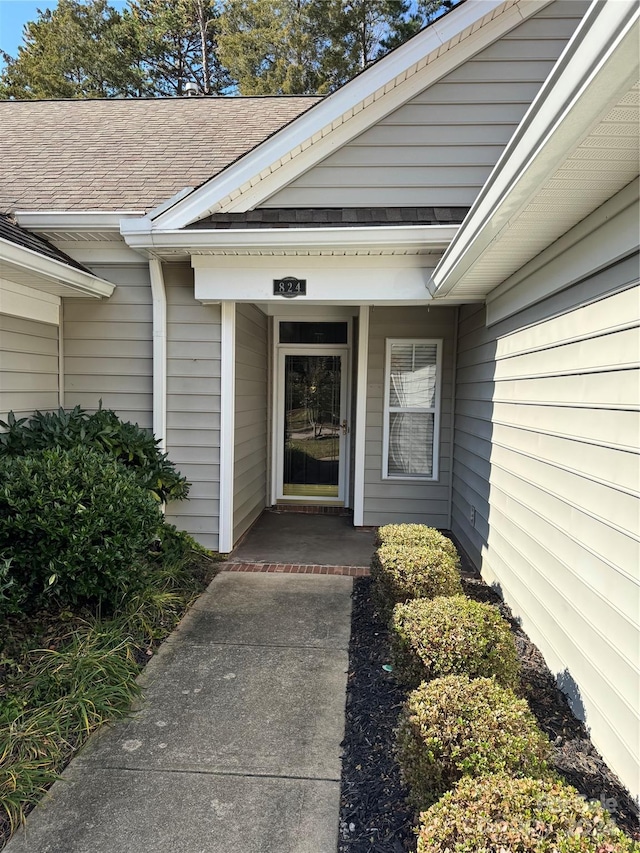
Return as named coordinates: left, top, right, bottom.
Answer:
left=417, top=774, right=638, bottom=852
left=0, top=446, right=163, bottom=614
left=396, top=675, right=552, bottom=809
left=390, top=594, right=520, bottom=687
left=370, top=543, right=462, bottom=621
left=375, top=523, right=459, bottom=564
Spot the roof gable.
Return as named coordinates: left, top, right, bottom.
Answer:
left=147, top=0, right=581, bottom=231
left=263, top=1, right=587, bottom=210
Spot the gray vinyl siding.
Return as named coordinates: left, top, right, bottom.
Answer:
left=233, top=304, right=268, bottom=544
left=163, top=263, right=221, bottom=552
left=63, top=264, right=153, bottom=428
left=0, top=314, right=58, bottom=420
left=265, top=1, right=586, bottom=208
left=451, top=252, right=640, bottom=799
left=363, top=306, right=456, bottom=527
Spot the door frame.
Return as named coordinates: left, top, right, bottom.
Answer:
left=270, top=316, right=352, bottom=506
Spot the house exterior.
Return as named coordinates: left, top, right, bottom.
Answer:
left=0, top=0, right=638, bottom=801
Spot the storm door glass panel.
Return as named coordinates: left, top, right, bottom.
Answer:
left=283, top=355, right=341, bottom=497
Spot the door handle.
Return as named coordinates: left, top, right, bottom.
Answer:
left=342, top=419, right=349, bottom=435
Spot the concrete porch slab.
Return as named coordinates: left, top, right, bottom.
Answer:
left=231, top=511, right=375, bottom=566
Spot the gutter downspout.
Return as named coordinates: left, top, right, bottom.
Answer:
left=149, top=258, right=167, bottom=453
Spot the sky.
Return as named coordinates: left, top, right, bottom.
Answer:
left=0, top=0, right=126, bottom=61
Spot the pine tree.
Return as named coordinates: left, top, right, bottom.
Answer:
left=0, top=0, right=142, bottom=99
left=217, top=0, right=330, bottom=95
left=124, top=0, right=231, bottom=96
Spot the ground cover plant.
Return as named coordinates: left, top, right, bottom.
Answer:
left=0, top=410, right=221, bottom=848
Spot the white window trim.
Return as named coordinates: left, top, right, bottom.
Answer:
left=382, top=338, right=442, bottom=482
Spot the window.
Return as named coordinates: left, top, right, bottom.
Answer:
left=383, top=339, right=442, bottom=480
left=279, top=321, right=348, bottom=344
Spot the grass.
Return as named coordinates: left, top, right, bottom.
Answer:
left=0, top=533, right=223, bottom=847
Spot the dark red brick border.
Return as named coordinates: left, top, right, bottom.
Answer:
left=222, top=561, right=370, bottom=577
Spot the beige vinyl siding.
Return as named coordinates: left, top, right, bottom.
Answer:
left=0, top=314, right=59, bottom=420
left=265, top=1, right=587, bottom=208
left=233, top=304, right=268, bottom=544
left=451, top=252, right=640, bottom=799
left=163, top=263, right=221, bottom=552
left=363, top=306, right=456, bottom=527
left=63, top=264, right=152, bottom=427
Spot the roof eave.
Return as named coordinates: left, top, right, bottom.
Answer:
left=121, top=224, right=460, bottom=255
left=0, top=236, right=115, bottom=298
left=430, top=0, right=640, bottom=300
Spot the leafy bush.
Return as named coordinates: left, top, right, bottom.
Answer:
left=390, top=594, right=520, bottom=688
left=0, top=407, right=189, bottom=503
left=396, top=675, right=551, bottom=809
left=416, top=774, right=639, bottom=852
left=370, top=542, right=462, bottom=621
left=0, top=446, right=163, bottom=614
left=375, top=523, right=459, bottom=564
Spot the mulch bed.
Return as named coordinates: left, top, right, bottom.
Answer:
left=337, top=576, right=640, bottom=853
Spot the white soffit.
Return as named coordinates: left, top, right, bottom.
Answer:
left=143, top=0, right=551, bottom=230
left=430, top=0, right=640, bottom=300
left=0, top=237, right=115, bottom=298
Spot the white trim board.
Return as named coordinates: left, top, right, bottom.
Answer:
left=0, top=278, right=60, bottom=325
left=219, top=302, right=236, bottom=553
left=353, top=306, right=370, bottom=526
left=193, top=259, right=440, bottom=305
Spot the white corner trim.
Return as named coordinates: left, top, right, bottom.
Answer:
left=219, top=302, right=236, bottom=553
left=431, top=0, right=640, bottom=298
left=0, top=278, right=60, bottom=325
left=0, top=236, right=115, bottom=297
left=353, top=305, right=370, bottom=527
left=149, top=0, right=532, bottom=229
left=58, top=300, right=65, bottom=409
left=148, top=258, right=167, bottom=452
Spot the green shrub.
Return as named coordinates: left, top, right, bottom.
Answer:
left=375, top=523, right=459, bottom=564
left=0, top=446, right=163, bottom=614
left=0, top=406, right=189, bottom=503
left=416, top=774, right=639, bottom=852
left=370, top=542, right=462, bottom=621
left=396, top=675, right=551, bottom=809
left=390, top=594, right=520, bottom=688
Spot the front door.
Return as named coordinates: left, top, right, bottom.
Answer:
left=277, top=349, right=349, bottom=503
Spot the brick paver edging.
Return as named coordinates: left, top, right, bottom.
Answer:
left=222, top=561, right=370, bottom=577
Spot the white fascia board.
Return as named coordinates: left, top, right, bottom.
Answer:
left=0, top=236, right=115, bottom=298
left=123, top=224, right=459, bottom=253
left=15, top=211, right=145, bottom=232
left=150, top=0, right=537, bottom=230
left=430, top=0, right=640, bottom=298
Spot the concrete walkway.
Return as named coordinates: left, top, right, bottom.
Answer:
left=6, top=572, right=354, bottom=853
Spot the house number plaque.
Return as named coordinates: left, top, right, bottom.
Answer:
left=273, top=277, right=306, bottom=297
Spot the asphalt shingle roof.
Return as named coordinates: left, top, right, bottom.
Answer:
left=0, top=97, right=321, bottom=213
left=189, top=208, right=470, bottom=228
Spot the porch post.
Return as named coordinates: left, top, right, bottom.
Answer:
left=219, top=301, right=236, bottom=553
left=353, top=305, right=369, bottom=526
